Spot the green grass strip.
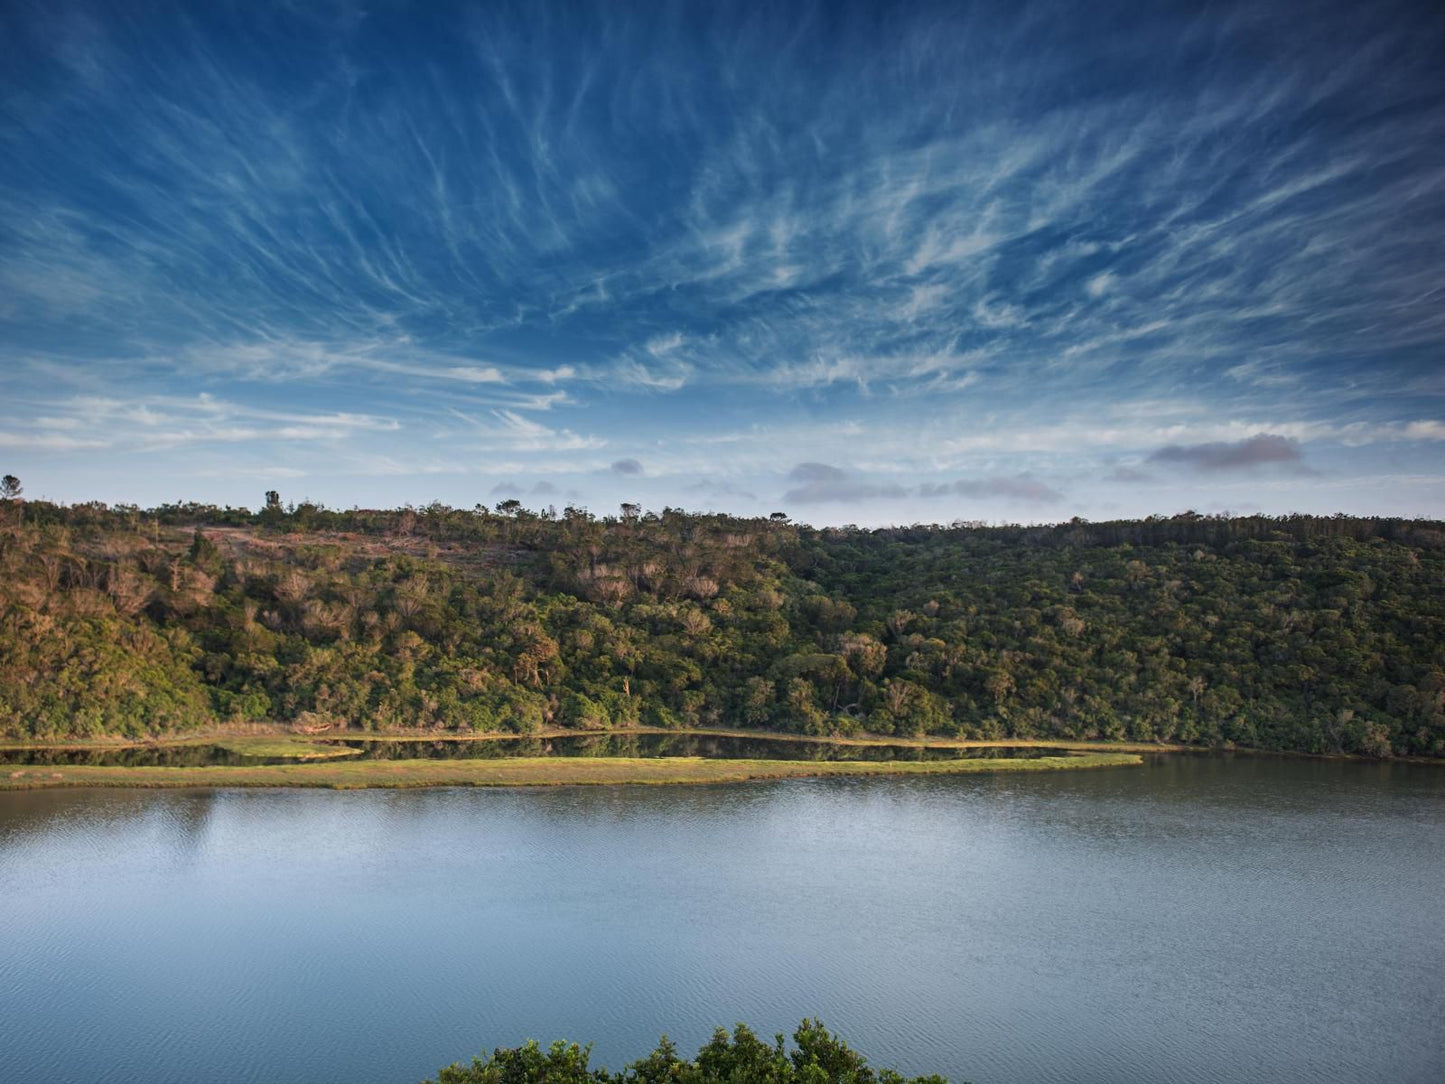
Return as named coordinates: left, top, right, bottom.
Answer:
left=1, top=752, right=1142, bottom=790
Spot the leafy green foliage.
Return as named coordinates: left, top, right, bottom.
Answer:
left=427, top=1020, right=950, bottom=1084
left=1, top=500, right=1442, bottom=756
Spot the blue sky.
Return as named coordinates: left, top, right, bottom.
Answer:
left=2, top=0, right=1443, bottom=524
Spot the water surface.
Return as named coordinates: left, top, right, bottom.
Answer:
left=2, top=755, right=1441, bottom=1083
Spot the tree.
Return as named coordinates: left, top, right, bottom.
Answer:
left=261, top=490, right=283, bottom=527
left=1, top=474, right=20, bottom=525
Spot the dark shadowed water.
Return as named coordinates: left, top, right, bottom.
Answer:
left=0, top=744, right=295, bottom=767
left=327, top=734, right=1069, bottom=762
left=2, top=755, right=1442, bottom=1084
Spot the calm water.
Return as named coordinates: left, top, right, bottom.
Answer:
left=0, top=734, right=1066, bottom=766
left=2, top=756, right=1442, bottom=1084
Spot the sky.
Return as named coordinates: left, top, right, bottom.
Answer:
left=2, top=0, right=1443, bottom=525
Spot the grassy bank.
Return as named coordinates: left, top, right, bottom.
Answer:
left=0, top=751, right=1142, bottom=790
left=212, top=738, right=362, bottom=760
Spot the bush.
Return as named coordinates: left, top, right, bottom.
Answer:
left=427, top=1020, right=953, bottom=1084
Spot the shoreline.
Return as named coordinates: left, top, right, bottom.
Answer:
left=0, top=751, right=1144, bottom=790
left=0, top=727, right=1183, bottom=752
left=0, top=726, right=1433, bottom=764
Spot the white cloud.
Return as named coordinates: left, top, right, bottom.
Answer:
left=446, top=365, right=506, bottom=383
left=645, top=332, right=686, bottom=357
left=0, top=431, right=109, bottom=450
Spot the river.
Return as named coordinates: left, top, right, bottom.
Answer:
left=2, top=754, right=1441, bottom=1083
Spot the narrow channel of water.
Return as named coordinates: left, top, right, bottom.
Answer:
left=0, top=744, right=290, bottom=767
left=327, top=734, right=1068, bottom=761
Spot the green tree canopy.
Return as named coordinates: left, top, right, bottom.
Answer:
left=427, top=1020, right=952, bottom=1084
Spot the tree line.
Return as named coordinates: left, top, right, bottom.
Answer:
left=1, top=491, right=1441, bottom=757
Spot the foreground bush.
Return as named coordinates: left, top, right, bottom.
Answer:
left=427, top=1019, right=951, bottom=1084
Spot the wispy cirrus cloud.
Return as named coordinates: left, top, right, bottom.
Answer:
left=0, top=392, right=400, bottom=452
left=0, top=0, right=1440, bottom=518
left=444, top=408, right=605, bottom=454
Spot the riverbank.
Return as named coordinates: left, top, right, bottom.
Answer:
left=0, top=750, right=1143, bottom=789
left=0, top=726, right=1186, bottom=753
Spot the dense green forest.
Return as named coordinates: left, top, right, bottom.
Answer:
left=427, top=1019, right=948, bottom=1084
left=1, top=490, right=1442, bottom=757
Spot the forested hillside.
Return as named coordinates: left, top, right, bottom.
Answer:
left=1, top=496, right=1442, bottom=757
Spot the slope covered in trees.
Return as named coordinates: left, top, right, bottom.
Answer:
left=1, top=497, right=1442, bottom=757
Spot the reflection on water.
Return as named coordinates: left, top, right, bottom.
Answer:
left=0, top=744, right=293, bottom=767
left=330, top=734, right=1068, bottom=762
left=1, top=756, right=1442, bottom=1084
left=0, top=733, right=1070, bottom=766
